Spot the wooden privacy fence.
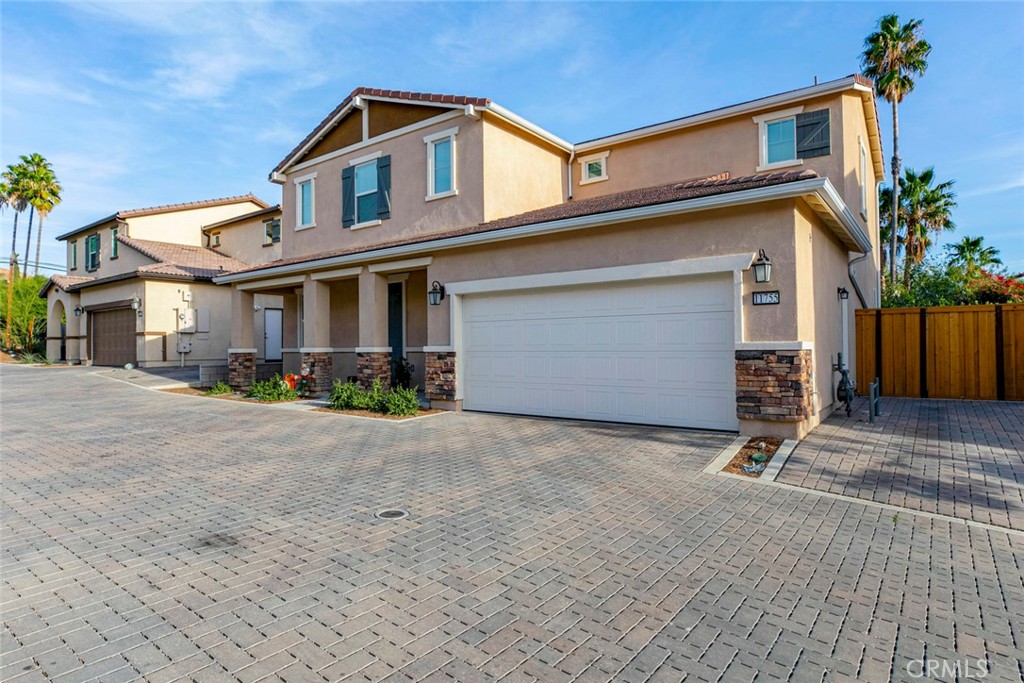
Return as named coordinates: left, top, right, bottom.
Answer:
left=856, top=304, right=1024, bottom=400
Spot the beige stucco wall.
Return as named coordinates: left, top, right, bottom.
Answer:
left=424, top=201, right=803, bottom=348
left=126, top=202, right=266, bottom=246
left=481, top=116, right=567, bottom=221
left=66, top=221, right=155, bottom=280
left=282, top=115, right=487, bottom=260
left=206, top=211, right=283, bottom=266
left=573, top=93, right=863, bottom=214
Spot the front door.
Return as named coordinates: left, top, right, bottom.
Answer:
left=264, top=308, right=283, bottom=361
left=388, top=282, right=404, bottom=376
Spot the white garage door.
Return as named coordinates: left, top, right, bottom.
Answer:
left=462, top=274, right=737, bottom=430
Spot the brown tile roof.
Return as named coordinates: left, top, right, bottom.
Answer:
left=118, top=236, right=249, bottom=278
left=228, top=170, right=817, bottom=278
left=56, top=194, right=271, bottom=241
left=273, top=87, right=490, bottom=175
left=39, top=274, right=95, bottom=297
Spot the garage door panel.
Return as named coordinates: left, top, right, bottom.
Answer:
left=91, top=308, right=137, bottom=367
left=463, top=275, right=737, bottom=430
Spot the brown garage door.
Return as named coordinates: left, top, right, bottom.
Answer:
left=91, top=308, right=137, bottom=366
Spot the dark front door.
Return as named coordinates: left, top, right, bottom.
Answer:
left=388, top=282, right=404, bottom=377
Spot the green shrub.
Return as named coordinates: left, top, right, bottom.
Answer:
left=245, top=373, right=298, bottom=401
left=328, top=379, right=369, bottom=410
left=15, top=352, right=50, bottom=365
left=327, top=378, right=419, bottom=416
left=205, top=381, right=233, bottom=396
left=385, top=386, right=420, bottom=416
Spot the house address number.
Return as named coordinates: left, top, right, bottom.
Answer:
left=752, top=291, right=780, bottom=305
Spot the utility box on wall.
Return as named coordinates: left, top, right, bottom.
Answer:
left=176, top=338, right=192, bottom=354
left=196, top=308, right=210, bottom=333
left=178, top=309, right=196, bottom=333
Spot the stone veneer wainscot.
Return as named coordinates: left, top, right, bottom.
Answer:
left=735, top=349, right=813, bottom=422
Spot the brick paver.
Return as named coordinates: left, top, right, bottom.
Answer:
left=2, top=366, right=1023, bottom=682
left=777, top=398, right=1024, bottom=531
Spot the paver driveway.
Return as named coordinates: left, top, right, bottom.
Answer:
left=2, top=365, right=1023, bottom=683
left=777, top=399, right=1024, bottom=531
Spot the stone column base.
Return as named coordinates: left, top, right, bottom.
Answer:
left=228, top=351, right=256, bottom=389
left=425, top=351, right=457, bottom=402
left=736, top=349, right=813, bottom=434
left=357, top=351, right=391, bottom=390
left=301, top=352, right=334, bottom=393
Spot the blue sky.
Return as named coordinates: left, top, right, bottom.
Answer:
left=3, top=1, right=1022, bottom=274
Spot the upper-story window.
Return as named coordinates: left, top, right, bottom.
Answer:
left=264, top=218, right=281, bottom=245
left=753, top=107, right=831, bottom=172
left=70, top=240, right=77, bottom=271
left=424, top=127, right=458, bottom=200
left=294, top=172, right=317, bottom=230
left=578, top=151, right=610, bottom=185
left=211, top=232, right=221, bottom=247
left=110, top=227, right=119, bottom=259
left=342, top=152, right=391, bottom=229
left=859, top=137, right=869, bottom=219
left=85, top=234, right=100, bottom=271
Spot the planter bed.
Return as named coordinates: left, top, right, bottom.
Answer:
left=722, top=437, right=783, bottom=478
left=312, top=407, right=444, bottom=421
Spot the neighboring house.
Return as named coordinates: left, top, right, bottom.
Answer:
left=215, top=75, right=880, bottom=439
left=41, top=196, right=285, bottom=372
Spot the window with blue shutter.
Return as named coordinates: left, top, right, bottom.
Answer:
left=341, top=167, right=355, bottom=228
left=344, top=155, right=391, bottom=227
left=376, top=155, right=391, bottom=220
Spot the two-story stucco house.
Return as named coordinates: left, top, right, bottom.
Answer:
left=41, top=196, right=285, bottom=371
left=211, top=75, right=883, bottom=439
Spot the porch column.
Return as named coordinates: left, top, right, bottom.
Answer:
left=301, top=278, right=333, bottom=392
left=228, top=287, right=256, bottom=388
left=356, top=269, right=390, bottom=389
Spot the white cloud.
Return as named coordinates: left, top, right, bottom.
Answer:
left=959, top=175, right=1024, bottom=198
left=4, top=73, right=98, bottom=106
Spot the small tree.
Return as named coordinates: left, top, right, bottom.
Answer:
left=0, top=274, right=48, bottom=353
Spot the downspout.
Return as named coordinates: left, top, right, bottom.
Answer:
left=847, top=250, right=871, bottom=309
left=567, top=150, right=575, bottom=200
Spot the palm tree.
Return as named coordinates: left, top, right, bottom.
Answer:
left=26, top=166, right=62, bottom=276
left=947, top=236, right=1002, bottom=277
left=22, top=163, right=62, bottom=276
left=2, top=162, right=28, bottom=274
left=19, top=153, right=51, bottom=278
left=898, top=167, right=956, bottom=283
left=861, top=14, right=932, bottom=286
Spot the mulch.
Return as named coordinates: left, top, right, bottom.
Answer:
left=312, top=407, right=444, bottom=421
left=723, top=436, right=784, bottom=478
left=159, top=387, right=307, bottom=404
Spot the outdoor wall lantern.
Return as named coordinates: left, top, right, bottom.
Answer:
left=73, top=305, right=84, bottom=317
left=837, top=287, right=850, bottom=300
left=130, top=296, right=142, bottom=311
left=428, top=281, right=446, bottom=306
left=752, top=249, right=772, bottom=283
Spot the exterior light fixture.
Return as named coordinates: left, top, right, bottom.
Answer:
left=752, top=249, right=772, bottom=283
left=253, top=304, right=262, bottom=312
left=130, top=296, right=142, bottom=311
left=428, top=281, right=446, bottom=306
left=837, top=287, right=850, bottom=300
left=73, top=305, right=84, bottom=317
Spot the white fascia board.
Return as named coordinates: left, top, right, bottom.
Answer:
left=367, top=256, right=433, bottom=273
left=235, top=274, right=308, bottom=290
left=215, top=177, right=856, bottom=284
left=818, top=180, right=873, bottom=253
left=576, top=76, right=861, bottom=152
left=310, top=266, right=363, bottom=281
left=483, top=102, right=573, bottom=152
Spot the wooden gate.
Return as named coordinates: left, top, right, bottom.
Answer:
left=856, top=304, right=1024, bottom=400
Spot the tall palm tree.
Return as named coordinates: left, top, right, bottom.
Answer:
left=2, top=162, right=28, bottom=274
left=947, top=236, right=1002, bottom=277
left=861, top=14, right=931, bottom=286
left=26, top=166, right=62, bottom=276
left=19, top=153, right=52, bottom=278
left=898, top=167, right=956, bottom=283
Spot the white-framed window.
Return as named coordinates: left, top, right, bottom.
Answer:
left=354, top=160, right=378, bottom=225
left=293, top=172, right=317, bottom=230
left=578, top=151, right=610, bottom=185
left=110, top=227, right=119, bottom=259
left=264, top=218, right=281, bottom=245
left=753, top=106, right=804, bottom=171
left=859, top=137, right=869, bottom=220
left=211, top=232, right=221, bottom=247
left=424, top=127, right=458, bottom=200
left=70, top=240, right=77, bottom=270
left=344, top=151, right=390, bottom=229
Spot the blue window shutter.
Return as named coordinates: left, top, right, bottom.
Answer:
left=796, top=109, right=830, bottom=159
left=341, top=167, right=355, bottom=228
left=376, top=155, right=391, bottom=220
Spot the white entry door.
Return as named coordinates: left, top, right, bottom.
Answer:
left=264, top=308, right=283, bottom=361
left=461, top=274, right=737, bottom=430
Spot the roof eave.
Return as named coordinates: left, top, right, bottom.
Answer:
left=55, top=213, right=120, bottom=242
left=215, top=177, right=869, bottom=285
